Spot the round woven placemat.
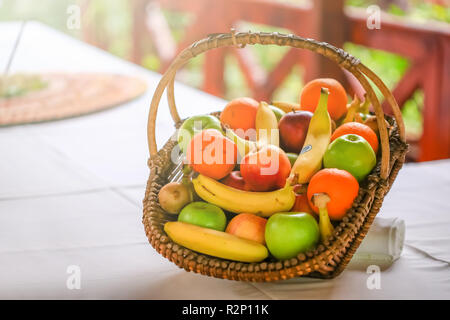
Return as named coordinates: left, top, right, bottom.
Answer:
left=0, top=73, right=147, bottom=126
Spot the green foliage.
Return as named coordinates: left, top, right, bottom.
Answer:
left=238, top=22, right=292, bottom=72
left=142, top=54, right=161, bottom=71
left=161, top=10, right=194, bottom=42
left=346, top=0, right=450, bottom=23
left=0, top=0, right=80, bottom=36
left=344, top=43, right=410, bottom=92
left=272, top=65, right=304, bottom=102
left=344, top=43, right=422, bottom=136
left=224, top=55, right=251, bottom=100
left=82, top=0, right=132, bottom=57
left=402, top=89, right=424, bottom=137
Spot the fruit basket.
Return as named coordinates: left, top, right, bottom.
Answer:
left=143, top=31, right=408, bottom=281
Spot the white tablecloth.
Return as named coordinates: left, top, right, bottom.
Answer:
left=0, top=22, right=449, bottom=300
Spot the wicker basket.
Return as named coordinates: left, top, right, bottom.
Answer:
left=143, top=31, right=408, bottom=281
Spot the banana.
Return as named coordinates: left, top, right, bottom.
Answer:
left=192, top=174, right=295, bottom=217
left=359, top=94, right=370, bottom=115
left=255, top=101, right=279, bottom=147
left=271, top=101, right=301, bottom=113
left=225, top=128, right=257, bottom=158
left=164, top=221, right=268, bottom=262
left=289, top=88, right=332, bottom=184
left=343, top=94, right=370, bottom=124
left=312, top=193, right=334, bottom=242
left=342, top=95, right=360, bottom=124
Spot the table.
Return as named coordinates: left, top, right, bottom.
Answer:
left=0, top=22, right=449, bottom=300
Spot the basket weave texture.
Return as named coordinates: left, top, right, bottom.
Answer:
left=143, top=31, right=408, bottom=281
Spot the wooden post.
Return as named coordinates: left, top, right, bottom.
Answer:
left=201, top=1, right=229, bottom=97
left=130, top=0, right=148, bottom=65
left=309, top=0, right=349, bottom=88
left=420, top=40, right=450, bottom=161
left=203, top=48, right=227, bottom=97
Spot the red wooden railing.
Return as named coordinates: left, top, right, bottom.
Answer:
left=348, top=7, right=450, bottom=162
left=83, top=0, right=450, bottom=162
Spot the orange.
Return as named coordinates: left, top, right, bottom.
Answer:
left=307, top=168, right=359, bottom=221
left=300, top=78, right=348, bottom=121
left=331, top=122, right=379, bottom=154
left=220, top=97, right=258, bottom=139
left=186, top=129, right=237, bottom=180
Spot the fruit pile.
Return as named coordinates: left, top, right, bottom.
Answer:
left=159, top=78, right=381, bottom=263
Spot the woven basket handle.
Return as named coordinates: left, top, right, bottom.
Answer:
left=147, top=31, right=406, bottom=180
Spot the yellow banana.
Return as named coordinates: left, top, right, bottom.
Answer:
left=192, top=174, right=295, bottom=217
left=271, top=101, right=301, bottom=113
left=342, top=95, right=360, bottom=124
left=225, top=128, right=257, bottom=158
left=343, top=94, right=370, bottom=124
left=289, top=88, right=331, bottom=184
left=255, top=101, right=279, bottom=147
left=164, top=221, right=268, bottom=262
left=312, top=193, right=334, bottom=242
left=359, top=93, right=370, bottom=115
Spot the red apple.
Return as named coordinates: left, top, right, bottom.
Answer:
left=226, top=213, right=267, bottom=244
left=279, top=110, right=313, bottom=153
left=240, top=145, right=291, bottom=192
left=220, top=171, right=250, bottom=191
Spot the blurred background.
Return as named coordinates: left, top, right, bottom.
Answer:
left=1, top=0, right=449, bottom=162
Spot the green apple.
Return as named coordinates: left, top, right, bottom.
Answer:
left=286, top=152, right=298, bottom=167
left=265, top=212, right=319, bottom=260
left=177, top=115, right=223, bottom=154
left=323, top=134, right=376, bottom=181
left=178, top=201, right=226, bottom=231
left=269, top=105, right=286, bottom=122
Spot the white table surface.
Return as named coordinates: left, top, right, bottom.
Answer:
left=0, top=21, right=449, bottom=300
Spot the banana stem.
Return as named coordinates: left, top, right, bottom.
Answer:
left=313, top=192, right=334, bottom=242
left=286, top=174, right=298, bottom=187
left=293, top=184, right=307, bottom=195
left=317, top=87, right=329, bottom=113
left=182, top=164, right=193, bottom=176
left=343, top=95, right=360, bottom=123
left=182, top=165, right=195, bottom=202
left=359, top=93, right=370, bottom=114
